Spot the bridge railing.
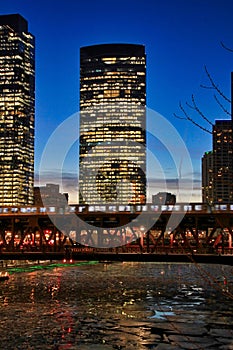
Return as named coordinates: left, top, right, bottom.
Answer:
left=71, top=245, right=223, bottom=255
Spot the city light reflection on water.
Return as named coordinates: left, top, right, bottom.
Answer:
left=0, top=262, right=232, bottom=349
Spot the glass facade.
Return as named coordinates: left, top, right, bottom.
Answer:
left=79, top=44, right=146, bottom=204
left=0, top=14, right=35, bottom=205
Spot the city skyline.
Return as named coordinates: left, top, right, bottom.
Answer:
left=1, top=0, right=233, bottom=203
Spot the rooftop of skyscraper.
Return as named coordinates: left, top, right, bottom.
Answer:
left=0, top=13, right=28, bottom=32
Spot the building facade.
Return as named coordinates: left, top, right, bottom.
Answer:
left=202, top=151, right=214, bottom=203
left=152, top=192, right=176, bottom=205
left=0, top=14, right=35, bottom=205
left=202, top=72, right=233, bottom=204
left=34, top=184, right=69, bottom=207
left=212, top=120, right=233, bottom=203
left=79, top=44, right=146, bottom=204
left=203, top=120, right=233, bottom=204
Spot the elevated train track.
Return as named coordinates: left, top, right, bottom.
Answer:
left=0, top=203, right=232, bottom=261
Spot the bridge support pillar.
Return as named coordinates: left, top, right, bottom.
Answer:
left=170, top=233, right=174, bottom=248
left=229, top=232, right=232, bottom=249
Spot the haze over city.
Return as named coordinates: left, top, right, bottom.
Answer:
left=1, top=0, right=233, bottom=203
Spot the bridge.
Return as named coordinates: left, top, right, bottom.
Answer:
left=0, top=203, right=232, bottom=265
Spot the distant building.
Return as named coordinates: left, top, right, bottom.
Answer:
left=34, top=184, right=69, bottom=206
left=152, top=192, right=176, bottom=205
left=202, top=151, right=214, bottom=204
left=0, top=14, right=35, bottom=205
left=79, top=43, right=146, bottom=204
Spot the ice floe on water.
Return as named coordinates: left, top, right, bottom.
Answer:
left=0, top=262, right=232, bottom=349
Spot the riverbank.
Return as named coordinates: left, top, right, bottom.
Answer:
left=0, top=259, right=99, bottom=274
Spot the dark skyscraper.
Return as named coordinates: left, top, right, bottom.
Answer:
left=202, top=73, right=233, bottom=204
left=0, top=14, right=35, bottom=205
left=212, top=120, right=233, bottom=203
left=79, top=44, right=146, bottom=204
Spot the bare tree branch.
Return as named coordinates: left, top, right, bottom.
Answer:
left=200, top=84, right=215, bottom=89
left=173, top=113, right=186, bottom=120
left=175, top=59, right=231, bottom=134
left=220, top=41, right=233, bottom=53
left=174, top=102, right=212, bottom=134
left=203, top=65, right=231, bottom=103
left=214, top=94, right=231, bottom=117
left=186, top=94, right=214, bottom=126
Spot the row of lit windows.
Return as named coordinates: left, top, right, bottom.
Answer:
left=80, top=126, right=144, bottom=134
left=80, top=103, right=145, bottom=111
left=81, top=162, right=145, bottom=169
left=81, top=83, right=144, bottom=90
left=101, top=56, right=144, bottom=62
left=83, top=130, right=144, bottom=136
left=81, top=73, right=143, bottom=81
left=81, top=135, right=145, bottom=142
left=0, top=164, right=33, bottom=170
left=81, top=140, right=145, bottom=146
left=82, top=74, right=144, bottom=81
left=81, top=81, right=144, bottom=89
left=83, top=56, right=144, bottom=61
left=80, top=103, right=145, bottom=109
left=81, top=86, right=145, bottom=95
left=0, top=186, right=31, bottom=192
left=0, top=57, right=33, bottom=65
left=81, top=97, right=145, bottom=102
left=81, top=98, right=145, bottom=105
left=80, top=121, right=144, bottom=128
left=0, top=28, right=34, bottom=43
left=80, top=86, right=144, bottom=93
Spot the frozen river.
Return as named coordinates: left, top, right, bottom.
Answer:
left=0, top=261, right=232, bottom=349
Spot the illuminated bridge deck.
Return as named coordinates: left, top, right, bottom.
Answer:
left=0, top=203, right=232, bottom=264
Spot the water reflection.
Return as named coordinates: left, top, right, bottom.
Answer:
left=0, top=262, right=232, bottom=349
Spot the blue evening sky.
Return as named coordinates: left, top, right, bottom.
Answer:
left=1, top=0, right=233, bottom=202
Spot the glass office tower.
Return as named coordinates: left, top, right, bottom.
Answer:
left=0, top=14, right=35, bottom=205
left=79, top=44, right=146, bottom=204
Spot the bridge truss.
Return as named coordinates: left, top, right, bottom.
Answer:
left=0, top=203, right=232, bottom=256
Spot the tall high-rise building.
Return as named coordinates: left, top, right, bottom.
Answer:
left=202, top=121, right=233, bottom=204
left=0, top=14, right=35, bottom=205
left=79, top=44, right=146, bottom=204
left=212, top=120, right=233, bottom=203
left=202, top=73, right=233, bottom=204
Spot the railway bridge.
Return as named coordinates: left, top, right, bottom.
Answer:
left=0, top=203, right=232, bottom=262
